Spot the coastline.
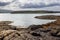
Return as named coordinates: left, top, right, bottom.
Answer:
left=0, top=15, right=60, bottom=40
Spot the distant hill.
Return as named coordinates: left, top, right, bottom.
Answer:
left=0, top=9, right=12, bottom=13
left=11, top=10, right=60, bottom=13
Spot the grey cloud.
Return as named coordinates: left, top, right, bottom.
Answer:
left=0, top=2, right=10, bottom=6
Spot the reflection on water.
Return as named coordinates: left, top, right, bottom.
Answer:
left=0, top=13, right=60, bottom=27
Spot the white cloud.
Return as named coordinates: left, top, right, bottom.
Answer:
left=18, top=0, right=60, bottom=5
left=0, top=0, right=13, bottom=2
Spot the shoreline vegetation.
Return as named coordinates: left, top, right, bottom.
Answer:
left=0, top=15, right=60, bottom=40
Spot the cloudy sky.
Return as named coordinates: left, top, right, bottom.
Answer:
left=0, top=0, right=12, bottom=2
left=0, top=0, right=60, bottom=11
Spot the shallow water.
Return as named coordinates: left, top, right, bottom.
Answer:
left=0, top=13, right=60, bottom=28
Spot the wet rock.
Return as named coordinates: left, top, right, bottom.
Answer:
left=28, top=25, right=43, bottom=31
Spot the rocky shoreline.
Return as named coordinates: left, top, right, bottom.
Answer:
left=0, top=15, right=60, bottom=40
left=35, top=15, right=60, bottom=20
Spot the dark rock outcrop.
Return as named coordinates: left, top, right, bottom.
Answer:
left=34, top=15, right=60, bottom=38
left=28, top=25, right=43, bottom=31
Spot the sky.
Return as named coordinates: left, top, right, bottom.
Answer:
left=0, top=0, right=60, bottom=3
left=0, top=0, right=60, bottom=11
left=0, top=0, right=12, bottom=2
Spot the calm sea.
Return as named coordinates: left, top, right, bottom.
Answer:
left=0, top=13, right=60, bottom=28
